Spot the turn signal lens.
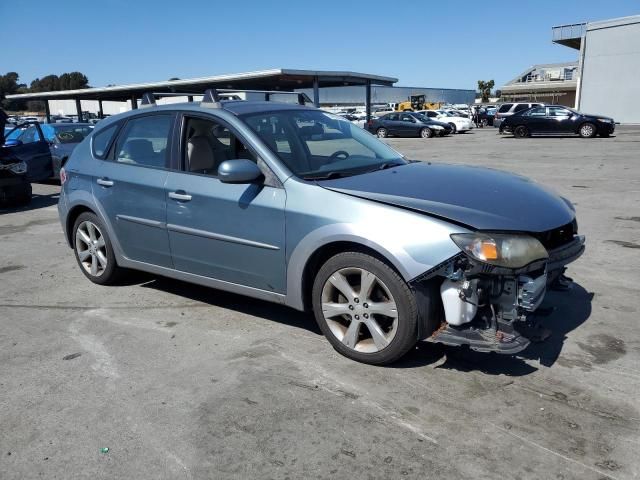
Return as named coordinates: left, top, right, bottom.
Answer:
left=480, top=241, right=498, bottom=261
left=59, top=167, right=67, bottom=185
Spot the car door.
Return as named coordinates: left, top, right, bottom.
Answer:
left=521, top=106, right=548, bottom=133
left=381, top=113, right=401, bottom=136
left=92, top=113, right=174, bottom=268
left=546, top=106, right=574, bottom=133
left=164, top=113, right=287, bottom=293
left=398, top=113, right=418, bottom=136
left=6, top=124, right=53, bottom=181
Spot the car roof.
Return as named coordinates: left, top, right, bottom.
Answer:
left=93, top=100, right=317, bottom=131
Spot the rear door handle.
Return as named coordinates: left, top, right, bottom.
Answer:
left=168, top=191, right=192, bottom=202
left=97, top=178, right=114, bottom=187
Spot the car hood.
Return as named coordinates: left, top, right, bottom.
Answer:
left=319, top=162, right=575, bottom=232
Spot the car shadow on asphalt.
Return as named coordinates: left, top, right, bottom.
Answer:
left=394, top=282, right=593, bottom=375
left=118, top=272, right=592, bottom=373
left=0, top=191, right=60, bottom=214
left=136, top=275, right=323, bottom=335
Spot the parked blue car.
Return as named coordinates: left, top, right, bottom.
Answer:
left=4, top=122, right=93, bottom=180
left=57, top=92, right=585, bottom=364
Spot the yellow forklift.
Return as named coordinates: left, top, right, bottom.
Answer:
left=395, top=95, right=443, bottom=111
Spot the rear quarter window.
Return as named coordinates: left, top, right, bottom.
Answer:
left=92, top=123, right=120, bottom=159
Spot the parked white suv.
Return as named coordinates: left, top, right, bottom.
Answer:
left=417, top=110, right=474, bottom=133
left=494, top=102, right=544, bottom=129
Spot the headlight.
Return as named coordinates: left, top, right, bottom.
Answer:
left=431, top=125, right=444, bottom=130
left=597, top=118, right=612, bottom=123
left=9, top=161, right=27, bottom=174
left=450, top=233, right=548, bottom=268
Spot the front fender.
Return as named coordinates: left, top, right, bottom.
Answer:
left=284, top=219, right=465, bottom=311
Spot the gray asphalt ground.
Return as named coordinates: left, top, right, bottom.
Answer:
left=1, top=126, right=639, bottom=480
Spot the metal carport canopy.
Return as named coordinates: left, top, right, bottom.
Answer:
left=6, top=68, right=397, bottom=120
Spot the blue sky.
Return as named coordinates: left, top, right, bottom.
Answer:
left=2, top=1, right=638, bottom=91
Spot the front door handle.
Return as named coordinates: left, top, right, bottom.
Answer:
left=97, top=177, right=114, bottom=187
left=168, top=191, right=192, bottom=202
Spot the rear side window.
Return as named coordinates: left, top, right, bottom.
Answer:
left=92, top=123, right=120, bottom=159
left=114, top=115, right=172, bottom=168
left=498, top=104, right=513, bottom=113
left=513, top=104, right=530, bottom=113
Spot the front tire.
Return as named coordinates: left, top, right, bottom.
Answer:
left=420, top=127, right=434, bottom=138
left=376, top=127, right=388, bottom=138
left=579, top=122, right=597, bottom=138
left=73, top=212, right=123, bottom=285
left=513, top=125, right=529, bottom=138
left=448, top=123, right=457, bottom=134
left=312, top=252, right=418, bottom=365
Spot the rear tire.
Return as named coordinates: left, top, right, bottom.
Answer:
left=376, top=128, right=388, bottom=138
left=513, top=125, right=529, bottom=138
left=72, top=212, right=123, bottom=285
left=579, top=123, right=596, bottom=138
left=420, top=128, right=434, bottom=138
left=312, top=252, right=418, bottom=365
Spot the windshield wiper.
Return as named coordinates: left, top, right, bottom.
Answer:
left=302, top=171, right=351, bottom=180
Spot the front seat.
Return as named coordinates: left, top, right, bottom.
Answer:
left=187, top=133, right=215, bottom=174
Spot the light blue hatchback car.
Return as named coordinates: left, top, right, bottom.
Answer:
left=58, top=90, right=585, bottom=364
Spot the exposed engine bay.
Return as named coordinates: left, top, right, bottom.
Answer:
left=412, top=223, right=586, bottom=354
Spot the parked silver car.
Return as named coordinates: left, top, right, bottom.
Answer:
left=58, top=91, right=585, bottom=365
left=494, top=102, right=544, bottom=129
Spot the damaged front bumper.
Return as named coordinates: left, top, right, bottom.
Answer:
left=412, top=234, right=585, bottom=354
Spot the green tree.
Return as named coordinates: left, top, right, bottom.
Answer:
left=477, top=80, right=495, bottom=103
left=0, top=72, right=28, bottom=109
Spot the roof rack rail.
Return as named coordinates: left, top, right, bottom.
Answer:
left=201, top=88, right=312, bottom=108
left=140, top=91, right=205, bottom=108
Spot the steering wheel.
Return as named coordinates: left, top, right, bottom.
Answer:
left=328, top=150, right=350, bottom=163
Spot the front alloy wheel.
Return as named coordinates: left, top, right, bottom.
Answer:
left=312, top=252, right=419, bottom=365
left=420, top=128, right=434, bottom=138
left=321, top=267, right=398, bottom=352
left=579, top=123, right=596, bottom=138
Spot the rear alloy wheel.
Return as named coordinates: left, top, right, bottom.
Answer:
left=579, top=122, right=596, bottom=138
left=312, top=252, right=418, bottom=365
left=376, top=127, right=388, bottom=138
left=73, top=212, right=123, bottom=285
left=420, top=127, right=434, bottom=138
left=513, top=125, right=529, bottom=138
left=448, top=123, right=457, bottom=134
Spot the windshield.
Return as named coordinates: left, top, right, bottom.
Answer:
left=242, top=110, right=407, bottom=179
left=43, top=125, right=93, bottom=144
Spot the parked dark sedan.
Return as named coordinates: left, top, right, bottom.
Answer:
left=3, top=122, right=93, bottom=180
left=366, top=112, right=451, bottom=138
left=499, top=105, right=615, bottom=138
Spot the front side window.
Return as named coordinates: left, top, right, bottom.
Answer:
left=400, top=114, right=415, bottom=122
left=525, top=107, right=547, bottom=117
left=243, top=110, right=406, bottom=179
left=548, top=107, right=571, bottom=117
left=183, top=116, right=256, bottom=176
left=7, top=125, right=41, bottom=144
left=114, top=115, right=172, bottom=168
